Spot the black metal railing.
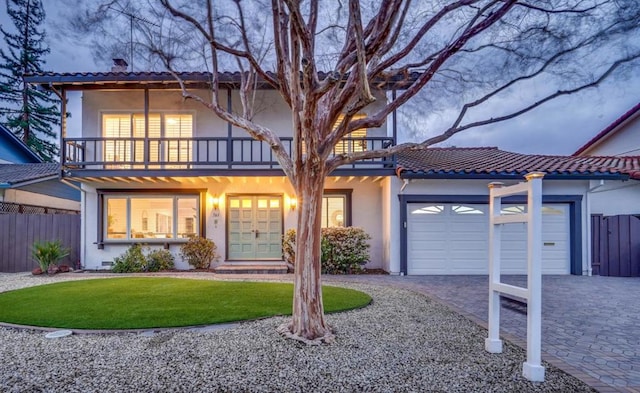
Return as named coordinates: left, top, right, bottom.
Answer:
left=62, top=136, right=395, bottom=171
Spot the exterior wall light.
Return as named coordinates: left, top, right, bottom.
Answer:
left=289, top=196, right=297, bottom=211
left=209, top=195, right=220, bottom=217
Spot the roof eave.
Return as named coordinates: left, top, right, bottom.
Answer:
left=573, top=102, right=640, bottom=156
left=0, top=124, right=43, bottom=163
left=24, top=71, right=420, bottom=91
left=397, top=170, right=630, bottom=181
left=0, top=174, right=59, bottom=188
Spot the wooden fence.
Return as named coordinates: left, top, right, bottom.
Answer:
left=0, top=214, right=80, bottom=273
left=591, top=214, right=640, bottom=277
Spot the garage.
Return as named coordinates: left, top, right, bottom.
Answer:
left=407, top=203, right=570, bottom=275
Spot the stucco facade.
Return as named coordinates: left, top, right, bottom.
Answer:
left=74, top=85, right=392, bottom=271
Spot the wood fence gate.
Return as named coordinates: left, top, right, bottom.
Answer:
left=591, top=214, right=640, bottom=277
left=0, top=214, right=80, bottom=273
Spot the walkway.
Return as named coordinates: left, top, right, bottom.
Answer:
left=328, top=275, right=640, bottom=393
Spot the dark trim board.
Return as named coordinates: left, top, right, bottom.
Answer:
left=398, top=194, right=583, bottom=276
left=399, top=172, right=629, bottom=181
left=64, top=168, right=396, bottom=179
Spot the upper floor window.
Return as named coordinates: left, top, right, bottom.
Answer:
left=102, top=113, right=193, bottom=168
left=332, top=114, right=367, bottom=155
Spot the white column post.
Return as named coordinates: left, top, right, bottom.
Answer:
left=485, top=182, right=504, bottom=353
left=523, top=172, right=545, bottom=381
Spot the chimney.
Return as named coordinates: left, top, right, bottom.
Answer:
left=111, top=58, right=129, bottom=72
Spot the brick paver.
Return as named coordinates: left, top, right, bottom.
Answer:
left=328, top=275, right=640, bottom=393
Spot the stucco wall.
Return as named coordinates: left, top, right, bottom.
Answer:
left=2, top=189, right=80, bottom=211
left=81, top=89, right=388, bottom=139
left=582, top=114, right=640, bottom=156
left=588, top=180, right=640, bottom=216
left=79, top=176, right=385, bottom=271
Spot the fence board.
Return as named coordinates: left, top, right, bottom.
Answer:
left=632, top=216, right=640, bottom=277
left=619, top=215, right=631, bottom=277
left=591, top=215, right=603, bottom=276
left=0, top=214, right=80, bottom=273
left=592, top=214, right=640, bottom=277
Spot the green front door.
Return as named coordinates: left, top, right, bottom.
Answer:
left=228, top=195, right=283, bottom=260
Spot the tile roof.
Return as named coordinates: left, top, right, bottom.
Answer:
left=0, top=163, right=59, bottom=186
left=573, top=102, right=640, bottom=156
left=24, top=71, right=421, bottom=91
left=397, top=147, right=640, bottom=180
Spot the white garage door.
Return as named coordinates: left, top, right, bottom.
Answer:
left=407, top=203, right=570, bottom=275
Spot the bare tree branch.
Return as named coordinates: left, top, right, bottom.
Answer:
left=326, top=52, right=640, bottom=171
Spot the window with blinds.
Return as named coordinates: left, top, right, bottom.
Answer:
left=102, top=113, right=192, bottom=168
left=164, top=114, right=193, bottom=168
left=332, top=114, right=367, bottom=155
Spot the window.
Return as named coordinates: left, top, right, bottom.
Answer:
left=103, top=192, right=200, bottom=241
left=333, top=114, right=367, bottom=154
left=452, top=205, right=485, bottom=215
left=411, top=205, right=445, bottom=215
left=321, top=190, right=352, bottom=228
left=302, top=115, right=368, bottom=156
left=102, top=113, right=192, bottom=168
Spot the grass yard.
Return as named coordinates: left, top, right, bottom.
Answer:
left=0, top=277, right=371, bottom=329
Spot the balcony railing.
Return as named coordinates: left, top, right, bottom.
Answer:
left=62, top=136, right=395, bottom=172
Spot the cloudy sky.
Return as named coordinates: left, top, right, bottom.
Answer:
left=1, top=2, right=638, bottom=156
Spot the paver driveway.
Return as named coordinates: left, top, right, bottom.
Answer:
left=329, top=275, right=640, bottom=392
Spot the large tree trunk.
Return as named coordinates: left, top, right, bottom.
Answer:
left=278, top=165, right=334, bottom=344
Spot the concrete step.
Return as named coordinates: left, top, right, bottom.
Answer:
left=214, top=264, right=289, bottom=275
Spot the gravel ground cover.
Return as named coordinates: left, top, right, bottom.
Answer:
left=0, top=273, right=594, bottom=392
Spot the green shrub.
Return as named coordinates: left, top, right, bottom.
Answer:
left=146, top=249, right=175, bottom=272
left=282, top=229, right=296, bottom=265
left=282, top=227, right=371, bottom=274
left=112, top=245, right=176, bottom=273
left=180, top=237, right=217, bottom=269
left=112, top=244, right=146, bottom=273
left=32, top=240, right=70, bottom=272
left=320, top=227, right=371, bottom=274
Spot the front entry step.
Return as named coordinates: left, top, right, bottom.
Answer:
left=214, top=263, right=289, bottom=275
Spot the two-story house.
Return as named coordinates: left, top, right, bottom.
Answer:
left=25, top=71, right=400, bottom=271
left=25, top=71, right=639, bottom=276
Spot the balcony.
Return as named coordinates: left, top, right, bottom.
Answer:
left=61, top=136, right=396, bottom=178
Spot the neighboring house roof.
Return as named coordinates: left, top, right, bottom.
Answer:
left=0, top=124, right=42, bottom=164
left=397, top=147, right=640, bottom=180
left=24, top=71, right=421, bottom=91
left=0, top=163, right=59, bottom=187
left=573, top=102, right=640, bottom=156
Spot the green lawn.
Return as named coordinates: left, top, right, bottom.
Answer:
left=0, top=278, right=371, bottom=329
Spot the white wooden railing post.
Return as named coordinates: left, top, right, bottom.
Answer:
left=523, top=172, right=545, bottom=381
left=485, top=172, right=546, bottom=382
left=485, top=182, right=504, bottom=354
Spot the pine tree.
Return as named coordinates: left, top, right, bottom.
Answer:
left=0, top=0, right=60, bottom=162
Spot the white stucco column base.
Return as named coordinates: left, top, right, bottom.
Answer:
left=523, top=362, right=545, bottom=382
left=484, top=338, right=503, bottom=353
